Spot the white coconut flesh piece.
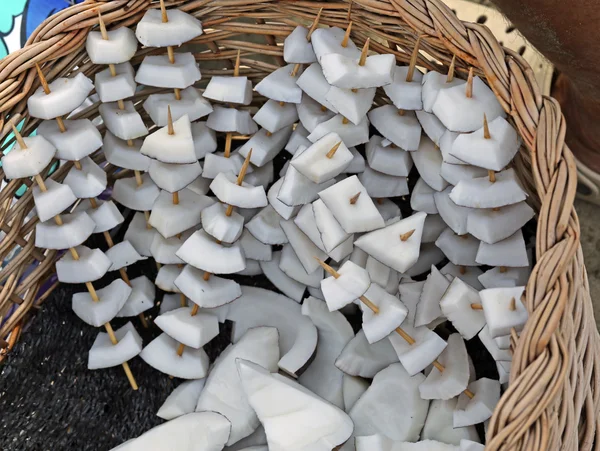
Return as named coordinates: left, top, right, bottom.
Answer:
left=32, top=179, right=77, bottom=223
left=432, top=76, right=505, bottom=133
left=196, top=327, right=280, bottom=445
left=388, top=323, right=448, bottom=375
left=176, top=229, right=246, bottom=274
left=422, top=214, right=446, bottom=243
left=345, top=146, right=366, bottom=173
left=35, top=211, right=95, bottom=250
left=335, top=329, right=398, bottom=378
left=206, top=105, right=258, bottom=135
left=478, top=265, right=530, bottom=289
left=202, top=152, right=250, bottom=180
left=254, top=63, right=304, bottom=103
left=135, top=52, right=201, bottom=89
left=494, top=334, right=512, bottom=350
left=155, top=306, right=219, bottom=349
left=117, top=275, right=156, bottom=317
left=72, top=279, right=132, bottom=327
left=328, top=234, right=354, bottom=263
left=106, top=240, right=146, bottom=271
left=414, top=266, right=449, bottom=327
left=88, top=321, right=142, bottom=371
left=422, top=398, right=480, bottom=445
left=476, top=230, right=529, bottom=267
left=285, top=123, right=312, bottom=155
left=460, top=441, right=485, bottom=451
left=99, top=101, right=148, bottom=141
left=355, top=211, right=426, bottom=273
left=450, top=116, right=519, bottom=171
left=112, top=412, right=231, bottom=451
left=343, top=374, right=370, bottom=413
left=356, top=436, right=460, bottom=451
left=308, top=285, right=326, bottom=301
left=297, top=93, right=337, bottom=132
left=368, top=105, right=422, bottom=151
left=411, top=137, right=449, bottom=192
left=174, top=264, right=241, bottom=308
left=440, top=278, right=486, bottom=340
left=210, top=171, right=268, bottom=209
left=450, top=169, right=527, bottom=209
left=56, top=245, right=111, bottom=284
left=375, top=198, right=401, bottom=223
left=140, top=333, right=209, bottom=379
left=325, top=85, right=376, bottom=125
left=410, top=177, right=438, bottom=214
left=440, top=263, right=484, bottom=290
left=404, top=243, right=445, bottom=278
left=349, top=245, right=368, bottom=268
left=237, top=126, right=293, bottom=167
left=419, top=333, right=470, bottom=400
left=311, top=26, right=360, bottom=62
left=112, top=174, right=160, bottom=211
left=422, top=70, right=464, bottom=113
left=480, top=286, right=527, bottom=338
left=259, top=250, right=307, bottom=303
left=280, top=244, right=324, bottom=288
left=157, top=379, right=206, bottom=421
left=151, top=228, right=193, bottom=265
left=124, top=212, right=157, bottom=257
left=192, top=122, right=218, bottom=160
left=467, top=201, right=535, bottom=244
left=1, top=135, right=56, bottom=180
left=283, top=25, right=317, bottom=63
left=365, top=135, right=413, bottom=177
left=253, top=99, right=299, bottom=133
left=434, top=187, right=470, bottom=235
left=313, top=199, right=350, bottom=252
left=477, top=325, right=512, bottom=361
left=439, top=130, right=465, bottom=165
left=148, top=160, right=202, bottom=193
left=37, top=118, right=102, bottom=161
left=454, top=378, right=501, bottom=427
left=321, top=51, right=396, bottom=89
left=160, top=293, right=188, bottom=315
left=135, top=8, right=203, bottom=47
left=27, top=73, right=93, bottom=120
left=497, top=360, right=511, bottom=385
left=319, top=175, right=385, bottom=233
left=293, top=133, right=353, bottom=184
left=440, top=162, right=488, bottom=186
left=321, top=260, right=370, bottom=311
left=416, top=110, right=447, bottom=146
left=435, top=228, right=480, bottom=267
left=296, top=63, right=338, bottom=113
left=203, top=76, right=253, bottom=105
left=103, top=131, right=150, bottom=171
left=384, top=65, right=424, bottom=110
left=63, top=157, right=107, bottom=199
left=86, top=26, right=137, bottom=64
left=366, top=256, right=391, bottom=288
left=155, top=264, right=183, bottom=293
left=199, top=202, right=244, bottom=243
left=245, top=205, right=288, bottom=245
left=350, top=363, right=428, bottom=441
left=95, top=62, right=136, bottom=103
left=281, top=217, right=328, bottom=273
left=267, top=176, right=299, bottom=219
left=140, top=114, right=196, bottom=164
left=307, top=113, right=370, bottom=148
left=187, top=175, right=212, bottom=197
left=144, top=87, right=213, bottom=127
left=224, top=426, right=267, bottom=451
left=398, top=280, right=425, bottom=325
left=360, top=283, right=409, bottom=344
left=237, top=359, right=354, bottom=451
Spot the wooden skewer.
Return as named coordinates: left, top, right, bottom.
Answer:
left=34, top=63, right=67, bottom=132
left=160, top=0, right=168, bottom=23
left=10, top=124, right=26, bottom=149
left=173, top=191, right=179, bottom=205
left=492, top=207, right=500, bottom=212
left=459, top=265, right=467, bottom=275
left=398, top=109, right=405, bottom=116
left=471, top=303, right=483, bottom=310
left=98, top=11, right=109, bottom=40
left=488, top=170, right=496, bottom=183
left=465, top=67, right=474, bottom=98
left=405, top=36, right=421, bottom=83
left=359, top=38, right=370, bottom=66
left=234, top=49, right=241, bottom=77
left=134, top=170, right=143, bottom=187
left=290, top=63, right=302, bottom=77
left=104, top=323, right=138, bottom=389
left=400, top=229, right=415, bottom=241
left=447, top=54, right=456, bottom=83
left=315, top=257, right=475, bottom=399
left=167, top=105, right=174, bottom=135
left=265, top=131, right=273, bottom=137
left=349, top=191, right=361, bottom=205
left=320, top=104, right=328, bottom=112
left=499, top=266, right=507, bottom=273
left=306, top=7, right=322, bottom=42
left=224, top=132, right=233, bottom=158
left=158, top=0, right=180, bottom=100
left=342, top=116, right=350, bottom=125
left=509, top=297, right=517, bottom=311
left=483, top=113, right=491, bottom=140
left=377, top=198, right=384, bottom=205
left=341, top=22, right=353, bottom=48
left=225, top=149, right=253, bottom=217
left=326, top=141, right=342, bottom=159
left=279, top=101, right=285, bottom=107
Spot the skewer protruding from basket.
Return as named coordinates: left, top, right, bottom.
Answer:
left=447, top=55, right=456, bottom=83
left=405, top=36, right=421, bottom=83
left=359, top=38, right=370, bottom=67
left=465, top=67, right=474, bottom=99
left=341, top=22, right=353, bottom=48
left=306, top=7, right=322, bottom=42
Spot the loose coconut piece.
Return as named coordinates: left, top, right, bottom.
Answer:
left=335, top=329, right=399, bottom=378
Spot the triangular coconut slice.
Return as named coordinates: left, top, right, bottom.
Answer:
left=140, top=114, right=196, bottom=164
left=411, top=137, right=448, bottom=192
left=63, top=157, right=107, bottom=198
left=140, top=333, right=209, bottom=379
left=478, top=265, right=530, bottom=289
left=335, top=329, right=398, bottom=378
left=284, top=25, right=317, bottom=63
left=148, top=160, right=202, bottom=193
left=480, top=286, right=527, bottom=338
left=202, top=152, right=250, bottom=180
left=280, top=218, right=328, bottom=274
left=414, top=265, right=450, bottom=327
left=72, top=279, right=132, bottom=327
left=237, top=359, right=353, bottom=450
left=439, top=129, right=465, bottom=164
left=388, top=323, right=448, bottom=375
left=291, top=132, right=353, bottom=183
left=449, top=168, right=527, bottom=208
left=416, top=110, right=447, bottom=146
left=368, top=105, right=422, bottom=151
left=1, top=135, right=56, bottom=179
left=157, top=379, right=206, bottom=421
left=210, top=171, right=268, bottom=208
left=280, top=243, right=324, bottom=288
left=36, top=119, right=102, bottom=162
left=440, top=162, right=488, bottom=186
left=404, top=243, right=445, bottom=277
left=346, top=146, right=366, bottom=173
left=384, top=65, right=424, bottom=111
left=422, top=70, right=464, bottom=113
left=350, top=363, right=429, bottom=441
left=366, top=135, right=413, bottom=177
left=135, top=8, right=203, bottom=46
left=196, top=327, right=280, bottom=445
left=268, top=177, right=300, bottom=220
left=56, top=245, right=111, bottom=284
left=27, top=73, right=93, bottom=120
left=117, top=276, right=155, bottom=317
left=78, top=199, right=124, bottom=234
left=354, top=212, right=426, bottom=273
left=106, top=240, right=146, bottom=271
left=422, top=398, right=480, bottom=445
left=477, top=325, right=512, bottom=361
left=151, top=228, right=194, bottom=265
left=175, top=264, right=242, bottom=308
left=203, top=76, right=253, bottom=105
left=321, top=260, right=370, bottom=311
left=111, top=412, right=231, bottom=451
left=398, top=280, right=425, bottom=325
left=422, top=214, right=446, bottom=243
left=325, top=85, right=376, bottom=125
left=432, top=76, right=505, bottom=133
left=360, top=283, right=409, bottom=344
left=103, top=131, right=150, bottom=171
left=259, top=250, right=307, bottom=303
left=286, top=123, right=312, bottom=155
left=419, top=333, right=470, bottom=400
left=245, top=205, right=288, bottom=245
left=454, top=378, right=501, bottom=427
left=311, top=26, right=360, bottom=62
left=88, top=322, right=143, bottom=370
left=467, top=201, right=535, bottom=244
left=150, top=189, right=213, bottom=239
left=94, top=62, right=136, bottom=104
left=434, top=187, right=470, bottom=235
left=319, top=175, right=384, bottom=233
left=99, top=101, right=148, bottom=141
left=155, top=307, right=219, bottom=349
left=124, top=211, right=157, bottom=257
left=476, top=230, right=528, bottom=267
left=321, top=50, right=395, bottom=89
left=238, top=126, right=294, bottom=167
left=254, top=64, right=304, bottom=103
left=328, top=234, right=354, bottom=263
left=297, top=94, right=337, bottom=133
left=35, top=211, right=95, bottom=250
left=358, top=167, right=409, bottom=198
left=450, top=116, right=520, bottom=171
left=86, top=26, right=137, bottom=64
left=307, top=114, right=370, bottom=147
left=314, top=199, right=350, bottom=252
left=177, top=229, right=246, bottom=274
left=411, top=177, right=438, bottom=214
left=440, top=263, right=484, bottom=290
left=135, top=52, right=201, bottom=89
left=299, top=296, right=354, bottom=408
left=112, top=174, right=160, bottom=211
left=192, top=122, right=218, bottom=160
left=296, top=63, right=338, bottom=113
left=206, top=105, right=258, bottom=135
left=143, top=87, right=212, bottom=127
left=497, top=360, right=512, bottom=385
left=253, top=99, right=299, bottom=134
left=440, top=278, right=486, bottom=340
left=201, top=202, right=245, bottom=243
left=32, top=178, right=77, bottom=223
left=435, top=228, right=479, bottom=267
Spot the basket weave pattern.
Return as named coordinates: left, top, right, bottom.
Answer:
left=0, top=0, right=597, bottom=449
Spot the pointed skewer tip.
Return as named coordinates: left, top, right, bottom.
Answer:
left=359, top=38, right=370, bottom=66
left=341, top=22, right=353, bottom=48
left=405, top=35, right=422, bottom=83
left=400, top=229, right=415, bottom=241
left=306, top=7, right=323, bottom=42
left=447, top=54, right=456, bottom=83
left=326, top=141, right=342, bottom=159
left=349, top=191, right=361, bottom=204
left=465, top=67, right=474, bottom=98
left=97, top=10, right=108, bottom=40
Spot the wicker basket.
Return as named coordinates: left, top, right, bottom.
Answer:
left=0, top=0, right=597, bottom=449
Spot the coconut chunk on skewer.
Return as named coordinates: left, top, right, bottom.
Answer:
left=336, top=329, right=398, bottom=378
left=37, top=119, right=103, bottom=161
left=204, top=77, right=253, bottom=106
left=435, top=228, right=480, bottom=267
left=325, top=85, right=376, bottom=125
left=1, top=133, right=56, bottom=180
left=477, top=325, right=512, bottom=361
left=291, top=133, right=353, bottom=183
left=384, top=56, right=424, bottom=111
left=284, top=24, right=318, bottom=63
left=359, top=166, right=410, bottom=198
left=480, top=286, right=528, bottom=338
left=296, top=63, right=338, bottom=113
left=239, top=229, right=272, bottom=261
left=27, top=71, right=93, bottom=120
left=201, top=202, right=245, bottom=243
left=478, top=265, right=530, bottom=289
left=177, top=229, right=245, bottom=274
left=203, top=152, right=250, bottom=180
left=55, top=246, right=111, bottom=284
left=421, top=59, right=464, bottom=112
left=211, top=172, right=268, bottom=209
left=411, top=137, right=448, bottom=192
left=321, top=260, right=370, bottom=311
left=148, top=160, right=202, bottom=193
left=366, top=135, right=413, bottom=177
left=237, top=126, right=293, bottom=167
left=450, top=168, right=527, bottom=209
left=368, top=104, right=422, bottom=151
left=440, top=162, right=488, bottom=186
left=434, top=187, right=470, bottom=235
left=191, top=122, right=217, bottom=160
left=151, top=188, right=212, bottom=239
left=454, top=378, right=501, bottom=427
left=112, top=174, right=160, bottom=211
left=313, top=199, right=350, bottom=252
left=360, top=284, right=409, bottom=344
left=422, top=214, right=447, bottom=243
left=280, top=218, right=328, bottom=274
left=144, top=87, right=213, bottom=127
left=414, top=266, right=449, bottom=327
left=155, top=264, right=183, bottom=294
left=35, top=211, right=95, bottom=250
left=72, top=279, right=132, bottom=327
left=297, top=94, right=336, bottom=132
left=441, top=263, right=484, bottom=290
left=105, top=240, right=145, bottom=272
left=174, top=264, right=242, bottom=309
left=103, top=132, right=150, bottom=171
left=307, top=113, right=370, bottom=147
left=388, top=323, right=448, bottom=375
left=140, top=112, right=196, bottom=163
left=416, top=110, right=447, bottom=146
left=88, top=322, right=143, bottom=370
left=207, top=105, right=258, bottom=135
left=63, top=157, right=107, bottom=199
left=151, top=228, right=194, bottom=265
left=411, top=177, right=438, bottom=214
left=135, top=7, right=202, bottom=47
left=254, top=64, right=304, bottom=103
left=422, top=398, right=480, bottom=445
left=467, top=201, right=535, bottom=244
left=136, top=52, right=201, bottom=89
left=285, top=123, right=312, bottom=155
left=94, top=63, right=136, bottom=105
left=86, top=23, right=137, bottom=64
left=312, top=25, right=360, bottom=62
left=124, top=212, right=157, bottom=257
left=440, top=278, right=486, bottom=340
left=157, top=379, right=206, bottom=421
left=154, top=307, right=219, bottom=349
left=140, top=333, right=209, bottom=379
left=398, top=280, right=425, bottom=325
left=253, top=99, right=299, bottom=133
left=476, top=230, right=529, bottom=267
left=245, top=205, right=288, bottom=245
left=439, top=129, right=465, bottom=164
left=99, top=101, right=149, bottom=141
left=117, top=276, right=156, bottom=318
left=279, top=244, right=323, bottom=288
left=32, top=178, right=77, bottom=223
